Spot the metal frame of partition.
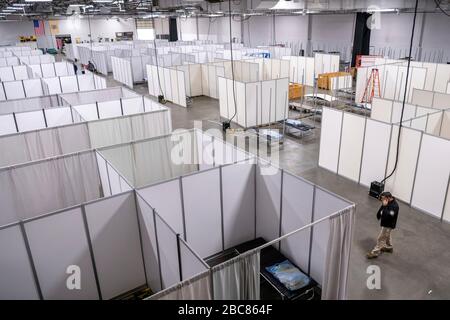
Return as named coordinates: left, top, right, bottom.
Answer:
left=319, top=106, right=450, bottom=223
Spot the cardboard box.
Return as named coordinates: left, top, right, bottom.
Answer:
left=289, top=83, right=304, bottom=99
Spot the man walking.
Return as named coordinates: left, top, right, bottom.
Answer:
left=367, top=192, right=399, bottom=259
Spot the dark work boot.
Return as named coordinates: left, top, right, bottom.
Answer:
left=366, top=252, right=379, bottom=259
left=381, top=247, right=393, bottom=253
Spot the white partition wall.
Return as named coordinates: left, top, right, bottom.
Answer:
left=320, top=107, right=450, bottom=223
left=314, top=53, right=340, bottom=78
left=337, top=113, right=366, bottom=182
left=24, top=207, right=99, bottom=300
left=385, top=126, right=422, bottom=203
left=0, top=224, right=40, bottom=299
left=318, top=108, right=343, bottom=173
left=359, top=119, right=392, bottom=187
left=84, top=192, right=146, bottom=299
left=411, top=135, right=450, bottom=218
left=147, top=65, right=187, bottom=107
left=182, top=169, right=222, bottom=257
left=218, top=77, right=289, bottom=128
left=280, top=172, right=314, bottom=273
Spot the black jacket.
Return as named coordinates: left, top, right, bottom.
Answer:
left=377, top=199, right=399, bottom=229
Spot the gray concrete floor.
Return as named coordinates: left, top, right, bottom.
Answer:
left=111, top=77, right=450, bottom=300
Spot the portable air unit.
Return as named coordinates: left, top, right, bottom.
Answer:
left=369, top=181, right=384, bottom=199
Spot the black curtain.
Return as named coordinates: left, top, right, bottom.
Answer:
left=351, top=13, right=372, bottom=67
left=169, top=17, right=178, bottom=42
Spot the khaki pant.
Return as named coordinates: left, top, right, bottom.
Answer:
left=371, top=227, right=393, bottom=255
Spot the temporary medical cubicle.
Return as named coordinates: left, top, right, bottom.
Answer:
left=96, top=129, right=355, bottom=300
left=0, top=87, right=163, bottom=137
left=0, top=100, right=172, bottom=168
left=0, top=130, right=247, bottom=299
left=218, top=76, right=289, bottom=128
left=319, top=106, right=450, bottom=223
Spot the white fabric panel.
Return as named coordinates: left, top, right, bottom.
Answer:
left=54, top=62, right=69, bottom=76
left=371, top=98, right=393, bottom=122
left=385, top=127, right=422, bottom=203
left=411, top=88, right=433, bottom=107
left=410, top=107, right=430, bottom=132
left=43, top=77, right=62, bottom=94
left=138, top=180, right=184, bottom=236
left=77, top=74, right=95, bottom=91
left=179, top=239, right=208, bottom=281
left=85, top=192, right=146, bottom=299
left=441, top=111, right=450, bottom=139
left=0, top=66, right=14, bottom=81
left=107, top=163, right=122, bottom=195
left=432, top=92, right=450, bottom=110
left=60, top=76, right=79, bottom=93
left=256, top=164, right=281, bottom=242
left=96, top=153, right=111, bottom=197
left=222, top=163, right=255, bottom=249
left=411, top=135, right=450, bottom=218
left=434, top=64, right=450, bottom=93
left=73, top=104, right=98, bottom=121
left=235, top=81, right=246, bottom=127
left=0, top=84, right=5, bottom=101
left=13, top=65, right=28, bottom=80
left=319, top=108, right=343, bottom=173
left=4, top=81, right=25, bottom=99
left=189, top=64, right=203, bottom=96
left=170, top=69, right=180, bottom=106
left=310, top=189, right=350, bottom=286
left=275, top=78, right=289, bottom=122
left=260, top=80, right=276, bottom=125
left=41, top=64, right=56, bottom=78
left=0, top=152, right=101, bottom=224
left=182, top=169, right=222, bottom=258
left=44, top=107, right=73, bottom=127
left=16, top=111, right=46, bottom=132
left=136, top=195, right=161, bottom=292
left=163, top=68, right=172, bottom=101
left=25, top=207, right=99, bottom=300
left=245, top=82, right=259, bottom=128
left=426, top=112, right=443, bottom=136
left=280, top=173, right=314, bottom=273
left=122, top=97, right=144, bottom=115
left=58, top=123, right=90, bottom=155
left=23, top=79, right=44, bottom=98
left=40, top=55, right=55, bottom=64
left=0, top=225, right=39, bottom=299
left=155, top=213, right=180, bottom=289
left=338, top=114, right=366, bottom=182
left=218, top=77, right=228, bottom=119
left=177, top=70, right=187, bottom=107
left=359, top=120, right=392, bottom=187
left=120, top=176, right=132, bottom=192
left=0, top=114, right=17, bottom=135
left=97, top=100, right=122, bottom=119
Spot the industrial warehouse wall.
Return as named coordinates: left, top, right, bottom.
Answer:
left=0, top=19, right=136, bottom=47
left=178, top=17, right=242, bottom=43
left=0, top=21, right=36, bottom=46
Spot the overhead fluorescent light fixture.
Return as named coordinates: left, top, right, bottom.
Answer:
left=24, top=0, right=53, bottom=2
left=13, top=3, right=33, bottom=6
left=92, top=0, right=113, bottom=3
left=367, top=8, right=397, bottom=13
left=7, top=6, right=23, bottom=10
left=243, top=12, right=263, bottom=16
left=270, top=0, right=303, bottom=10
left=2, top=9, right=17, bottom=12
left=208, top=13, right=223, bottom=17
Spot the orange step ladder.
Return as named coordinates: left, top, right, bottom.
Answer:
left=361, top=68, right=381, bottom=103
